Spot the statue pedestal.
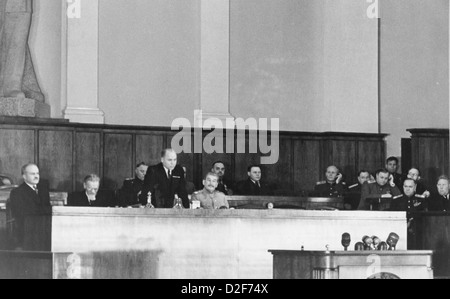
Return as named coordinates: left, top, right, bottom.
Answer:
left=0, top=97, right=51, bottom=118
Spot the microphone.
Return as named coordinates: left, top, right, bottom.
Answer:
left=362, top=236, right=374, bottom=251
left=387, top=233, right=400, bottom=251
left=372, top=236, right=381, bottom=249
left=354, top=242, right=365, bottom=251
left=378, top=242, right=388, bottom=251
left=341, top=233, right=351, bottom=251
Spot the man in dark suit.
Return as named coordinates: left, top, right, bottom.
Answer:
left=428, top=175, right=450, bottom=212
left=117, top=162, right=148, bottom=207
left=9, top=163, right=50, bottom=248
left=386, top=157, right=403, bottom=190
left=211, top=161, right=233, bottom=195
left=67, top=174, right=116, bottom=207
left=139, top=149, right=189, bottom=208
left=237, top=165, right=272, bottom=196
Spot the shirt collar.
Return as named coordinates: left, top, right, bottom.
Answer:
left=25, top=182, right=37, bottom=190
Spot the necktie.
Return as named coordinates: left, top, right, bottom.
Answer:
left=33, top=186, right=38, bottom=194
left=168, top=170, right=172, bottom=180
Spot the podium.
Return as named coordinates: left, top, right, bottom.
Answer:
left=269, top=250, right=434, bottom=279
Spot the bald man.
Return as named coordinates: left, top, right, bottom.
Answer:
left=313, top=166, right=347, bottom=197
left=139, top=149, right=189, bottom=208
left=9, top=163, right=50, bottom=248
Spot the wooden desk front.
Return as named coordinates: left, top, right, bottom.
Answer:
left=270, top=250, right=433, bottom=279
left=23, top=207, right=407, bottom=279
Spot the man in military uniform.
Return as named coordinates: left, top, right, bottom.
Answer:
left=313, top=165, right=346, bottom=197
left=346, top=170, right=372, bottom=210
left=211, top=161, right=233, bottom=195
left=191, top=172, right=229, bottom=210
left=405, top=168, right=430, bottom=198
left=386, top=157, right=403, bottom=190
left=428, top=176, right=450, bottom=212
left=0, top=0, right=44, bottom=101
left=390, top=178, right=426, bottom=248
left=358, top=169, right=401, bottom=210
left=118, top=162, right=148, bottom=207
left=390, top=178, right=426, bottom=212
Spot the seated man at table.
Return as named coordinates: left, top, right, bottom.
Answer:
left=358, top=169, right=401, bottom=210
left=9, top=163, right=51, bottom=249
left=68, top=174, right=116, bottom=207
left=191, top=172, right=229, bottom=209
left=313, top=165, right=347, bottom=197
left=405, top=168, right=430, bottom=198
left=428, top=175, right=450, bottom=212
left=390, top=178, right=426, bottom=212
left=346, top=170, right=372, bottom=210
left=117, top=162, right=148, bottom=207
left=236, top=165, right=272, bottom=196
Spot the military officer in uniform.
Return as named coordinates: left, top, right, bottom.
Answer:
left=191, top=172, right=229, bottom=210
left=405, top=168, right=430, bottom=198
left=428, top=175, right=450, bottom=212
left=313, top=165, right=346, bottom=197
left=346, top=170, right=372, bottom=210
left=358, top=169, right=401, bottom=210
left=118, top=162, right=148, bottom=207
left=390, top=178, right=426, bottom=212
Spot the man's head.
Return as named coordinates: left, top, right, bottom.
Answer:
left=1, top=177, right=12, bottom=186
left=135, top=162, right=148, bottom=181
left=407, top=168, right=421, bottom=181
left=437, top=176, right=450, bottom=197
left=203, top=172, right=219, bottom=193
left=403, top=178, right=417, bottom=197
left=83, top=174, right=100, bottom=196
left=211, top=161, right=226, bottom=180
left=21, top=164, right=40, bottom=186
left=386, top=157, right=399, bottom=174
left=248, top=165, right=262, bottom=182
left=161, top=149, right=177, bottom=171
left=325, top=166, right=340, bottom=183
left=375, top=169, right=390, bottom=186
left=357, top=170, right=371, bottom=185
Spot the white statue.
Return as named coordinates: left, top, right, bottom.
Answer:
left=0, top=0, right=44, bottom=102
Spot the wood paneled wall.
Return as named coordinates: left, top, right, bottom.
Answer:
left=408, top=129, right=449, bottom=186
left=0, top=118, right=388, bottom=194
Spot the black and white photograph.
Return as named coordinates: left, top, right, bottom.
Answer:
left=0, top=0, right=449, bottom=283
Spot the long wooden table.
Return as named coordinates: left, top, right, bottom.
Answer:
left=15, top=207, right=407, bottom=279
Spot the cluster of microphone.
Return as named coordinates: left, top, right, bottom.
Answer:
left=341, top=233, right=400, bottom=251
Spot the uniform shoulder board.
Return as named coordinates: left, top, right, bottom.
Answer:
left=415, top=194, right=426, bottom=199
left=125, top=178, right=133, bottom=181
left=341, top=182, right=347, bottom=185
left=316, top=181, right=326, bottom=185
left=194, top=191, right=201, bottom=195
left=368, top=181, right=376, bottom=184
left=348, top=184, right=359, bottom=189
left=393, top=195, right=403, bottom=200
left=216, top=191, right=225, bottom=196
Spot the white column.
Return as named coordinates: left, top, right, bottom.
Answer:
left=63, top=0, right=104, bottom=124
left=197, top=0, right=234, bottom=127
